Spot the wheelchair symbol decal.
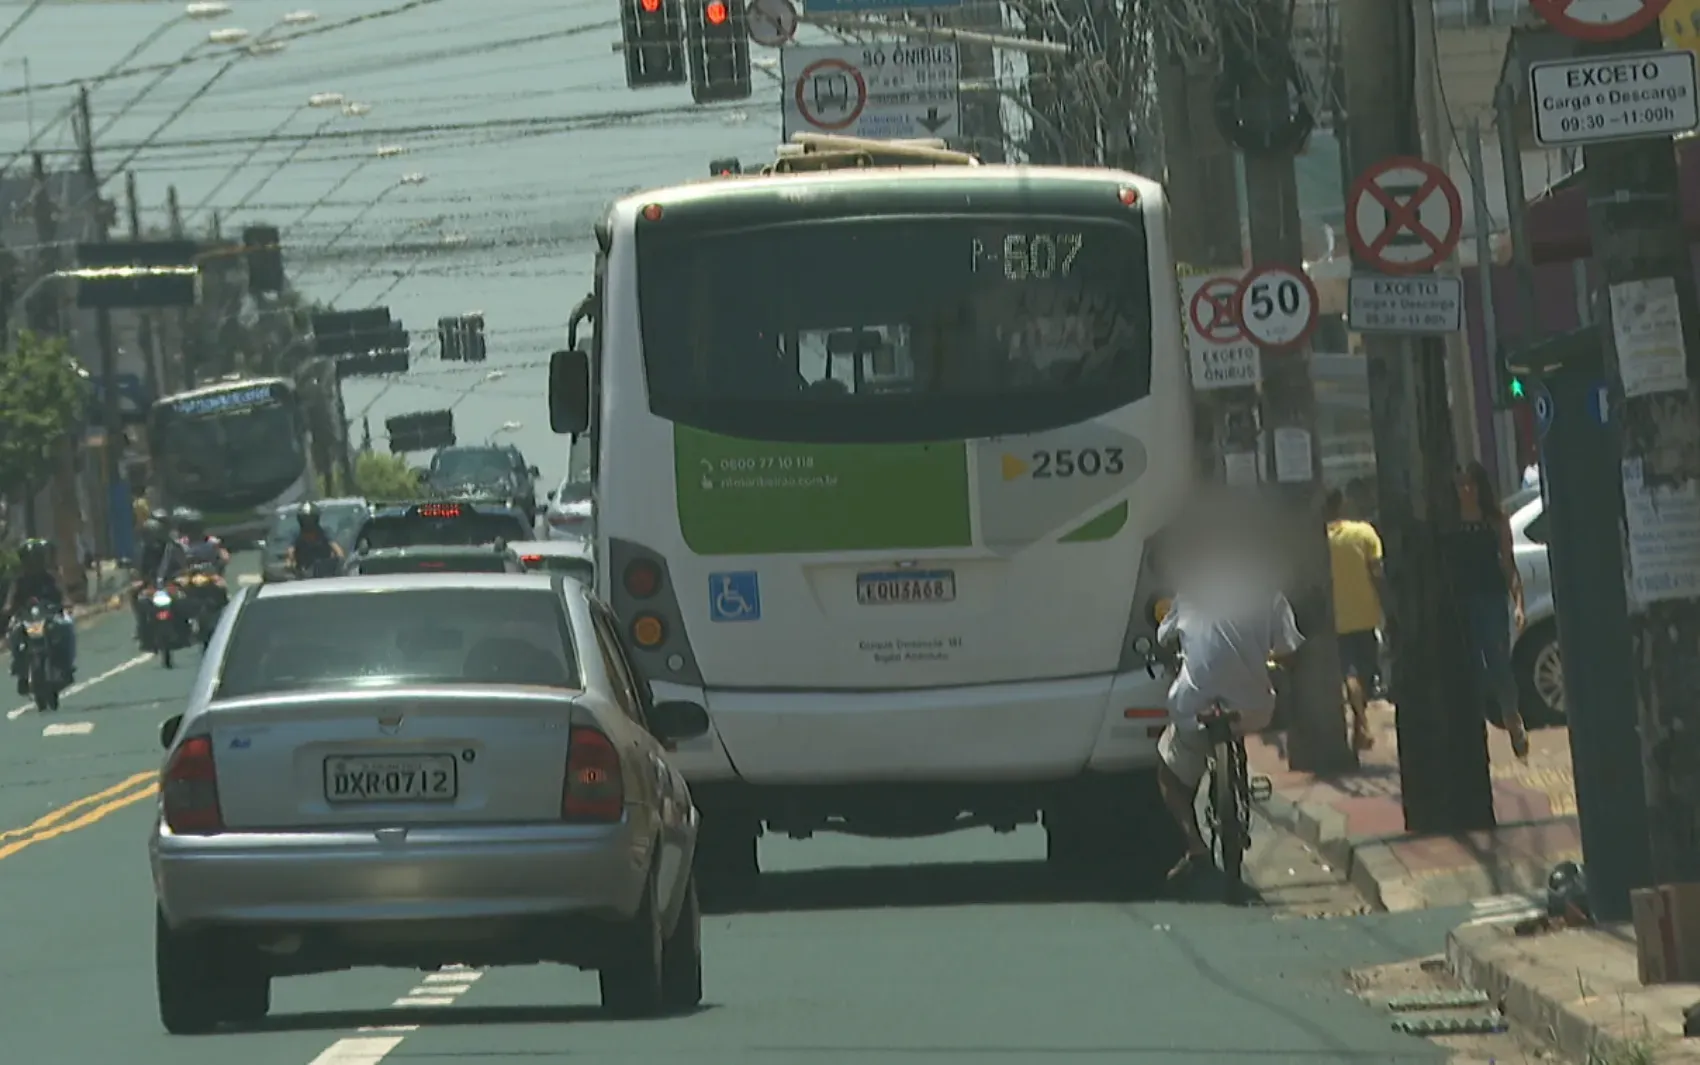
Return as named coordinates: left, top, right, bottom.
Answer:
left=708, top=571, right=761, bottom=623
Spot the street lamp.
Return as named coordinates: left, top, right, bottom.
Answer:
left=290, top=145, right=409, bottom=228
left=226, top=100, right=374, bottom=218
left=189, top=90, right=348, bottom=217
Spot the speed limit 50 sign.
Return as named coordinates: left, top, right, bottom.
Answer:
left=1236, top=264, right=1319, bottom=350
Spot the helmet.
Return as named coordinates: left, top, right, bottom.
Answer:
left=141, top=518, right=166, bottom=545
left=173, top=507, right=205, bottom=538
left=17, top=538, right=51, bottom=571
left=297, top=502, right=322, bottom=529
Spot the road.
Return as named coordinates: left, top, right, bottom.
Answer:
left=0, top=554, right=1495, bottom=1065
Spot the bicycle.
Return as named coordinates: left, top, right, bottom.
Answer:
left=1134, top=635, right=1275, bottom=904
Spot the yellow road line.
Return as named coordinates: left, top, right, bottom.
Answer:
left=0, top=769, right=158, bottom=842
left=0, top=780, right=159, bottom=861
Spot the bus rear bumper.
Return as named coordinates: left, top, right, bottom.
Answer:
left=652, top=670, right=1171, bottom=787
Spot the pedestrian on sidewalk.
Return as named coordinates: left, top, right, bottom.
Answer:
left=1326, top=488, right=1384, bottom=751
left=1446, top=460, right=1530, bottom=760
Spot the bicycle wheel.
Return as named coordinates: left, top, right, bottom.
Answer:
left=1212, top=739, right=1245, bottom=902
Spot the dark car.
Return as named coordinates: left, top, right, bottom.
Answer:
left=423, top=445, right=541, bottom=525
left=353, top=500, right=533, bottom=553
left=345, top=544, right=528, bottom=576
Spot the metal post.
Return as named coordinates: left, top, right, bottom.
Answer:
left=1495, top=81, right=1539, bottom=487
left=76, top=85, right=127, bottom=558
left=125, top=171, right=159, bottom=406
left=1342, top=0, right=1494, bottom=833
left=166, top=186, right=192, bottom=391
left=1575, top=24, right=1700, bottom=885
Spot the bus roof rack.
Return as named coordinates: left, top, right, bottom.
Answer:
left=762, top=133, right=979, bottom=174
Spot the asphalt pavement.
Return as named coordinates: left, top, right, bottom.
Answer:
left=0, top=553, right=1487, bottom=1065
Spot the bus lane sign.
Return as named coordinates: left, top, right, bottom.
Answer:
left=1181, top=272, right=1261, bottom=390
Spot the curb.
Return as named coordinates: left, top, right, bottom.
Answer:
left=1255, top=791, right=1422, bottom=911
left=1446, top=919, right=1700, bottom=1064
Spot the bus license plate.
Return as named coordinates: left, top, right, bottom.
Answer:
left=856, top=570, right=956, bottom=606
left=324, top=754, right=458, bottom=803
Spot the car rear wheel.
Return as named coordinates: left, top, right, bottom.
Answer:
left=660, top=875, right=703, bottom=1010
left=598, top=872, right=665, bottom=1017
left=1516, top=623, right=1565, bottom=725
left=156, top=909, right=267, bottom=1033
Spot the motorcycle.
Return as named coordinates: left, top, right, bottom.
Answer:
left=10, top=600, right=68, bottom=712
left=143, top=580, right=194, bottom=669
left=178, top=564, right=228, bottom=651
left=293, top=555, right=344, bottom=580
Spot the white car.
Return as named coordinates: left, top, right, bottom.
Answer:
left=1506, top=487, right=1561, bottom=723
left=541, top=478, right=593, bottom=541
left=149, top=573, right=707, bottom=1032
left=510, top=539, right=594, bottom=583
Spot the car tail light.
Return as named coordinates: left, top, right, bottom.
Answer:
left=162, top=736, right=223, bottom=835
left=521, top=554, right=542, bottom=567
left=623, top=559, right=661, bottom=599
left=562, top=727, right=623, bottom=822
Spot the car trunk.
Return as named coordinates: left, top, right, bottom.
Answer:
left=205, top=687, right=579, bottom=830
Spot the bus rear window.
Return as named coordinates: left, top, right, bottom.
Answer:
left=636, top=216, right=1153, bottom=444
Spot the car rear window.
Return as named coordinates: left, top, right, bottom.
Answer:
left=218, top=588, right=580, bottom=697
left=356, top=513, right=529, bottom=550
left=522, top=556, right=594, bottom=582
left=354, top=555, right=513, bottom=575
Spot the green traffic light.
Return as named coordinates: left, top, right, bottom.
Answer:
left=1510, top=378, right=1525, bottom=399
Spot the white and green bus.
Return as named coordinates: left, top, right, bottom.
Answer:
left=550, top=147, right=1195, bottom=891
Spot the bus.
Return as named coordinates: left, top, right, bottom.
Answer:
left=149, top=376, right=315, bottom=543
left=550, top=142, right=1194, bottom=892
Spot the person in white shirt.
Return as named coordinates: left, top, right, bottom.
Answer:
left=1154, top=550, right=1305, bottom=883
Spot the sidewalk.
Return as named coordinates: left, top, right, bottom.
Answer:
left=71, top=560, right=129, bottom=621
left=1252, top=706, right=1700, bottom=1061
left=1248, top=701, right=1580, bottom=911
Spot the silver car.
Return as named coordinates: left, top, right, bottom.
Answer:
left=1506, top=488, right=1561, bottom=723
left=542, top=477, right=594, bottom=542
left=149, top=573, right=709, bottom=1034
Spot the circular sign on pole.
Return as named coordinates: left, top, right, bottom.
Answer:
left=748, top=0, right=798, bottom=48
left=1188, top=276, right=1245, bottom=344
left=794, top=58, right=867, bottom=132
left=1346, top=156, right=1465, bottom=275
left=1235, top=264, right=1318, bottom=350
left=1532, top=384, right=1555, bottom=441
left=1530, top=0, right=1671, bottom=41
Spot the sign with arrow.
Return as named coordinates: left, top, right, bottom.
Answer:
left=781, top=41, right=959, bottom=141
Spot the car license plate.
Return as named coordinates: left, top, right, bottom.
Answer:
left=323, top=754, right=458, bottom=803
left=856, top=570, right=956, bottom=605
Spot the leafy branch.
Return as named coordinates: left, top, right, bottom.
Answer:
left=0, top=331, right=84, bottom=501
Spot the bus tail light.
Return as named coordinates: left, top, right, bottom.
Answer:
left=631, top=614, right=666, bottom=648
left=162, top=736, right=223, bottom=835
left=562, top=727, right=623, bottom=822
left=1117, top=186, right=1139, bottom=207
left=624, top=559, right=662, bottom=599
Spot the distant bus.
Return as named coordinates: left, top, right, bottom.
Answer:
left=149, top=376, right=315, bottom=543
left=549, top=151, right=1195, bottom=892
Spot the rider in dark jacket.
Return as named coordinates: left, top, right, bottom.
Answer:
left=286, top=503, right=344, bottom=576
left=132, top=518, right=189, bottom=642
left=7, top=539, right=74, bottom=693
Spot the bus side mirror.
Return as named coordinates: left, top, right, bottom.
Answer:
left=549, top=349, right=590, bottom=436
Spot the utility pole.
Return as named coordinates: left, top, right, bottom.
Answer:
left=1156, top=25, right=1253, bottom=482
left=27, top=152, right=58, bottom=336
left=124, top=171, right=160, bottom=407
left=1571, top=21, right=1700, bottom=885
left=944, top=6, right=1004, bottom=160
left=1341, top=0, right=1494, bottom=833
left=165, top=185, right=194, bottom=392
left=1236, top=3, right=1352, bottom=774
left=32, top=151, right=84, bottom=599
left=76, top=85, right=127, bottom=546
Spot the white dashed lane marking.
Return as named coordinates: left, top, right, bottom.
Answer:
left=41, top=721, right=94, bottom=737
left=7, top=653, right=151, bottom=721
left=304, top=968, right=484, bottom=1060
left=237, top=573, right=262, bottom=585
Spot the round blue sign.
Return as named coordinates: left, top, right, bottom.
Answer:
left=1532, top=384, right=1554, bottom=440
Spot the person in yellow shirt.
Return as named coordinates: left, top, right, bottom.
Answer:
left=1326, top=488, right=1385, bottom=751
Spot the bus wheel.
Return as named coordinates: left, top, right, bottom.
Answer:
left=694, top=817, right=759, bottom=910
left=1045, top=773, right=1182, bottom=897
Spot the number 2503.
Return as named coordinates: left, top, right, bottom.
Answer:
left=1033, top=447, right=1124, bottom=478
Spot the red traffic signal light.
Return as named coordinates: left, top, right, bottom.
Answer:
left=705, top=0, right=728, bottom=24
left=640, top=0, right=661, bottom=11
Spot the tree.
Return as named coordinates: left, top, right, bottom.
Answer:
left=0, top=331, right=84, bottom=503
left=351, top=452, right=420, bottom=501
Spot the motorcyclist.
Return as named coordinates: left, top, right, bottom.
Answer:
left=132, top=518, right=189, bottom=643
left=285, top=503, right=344, bottom=576
left=174, top=508, right=229, bottom=570
left=5, top=539, right=75, bottom=695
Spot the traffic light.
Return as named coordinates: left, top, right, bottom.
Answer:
left=438, top=316, right=462, bottom=361
left=685, top=0, right=751, bottom=105
left=75, top=240, right=200, bottom=309
left=242, top=224, right=284, bottom=295
left=463, top=313, right=487, bottom=362
left=709, top=157, right=741, bottom=176
left=386, top=409, right=455, bottom=454
left=620, top=0, right=687, bottom=89
left=1493, top=343, right=1530, bottom=410
left=436, top=314, right=486, bottom=362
